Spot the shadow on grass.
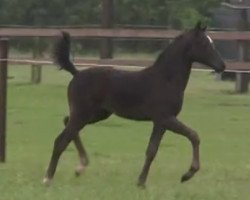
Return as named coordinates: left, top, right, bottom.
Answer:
left=218, top=102, right=250, bottom=107
left=220, top=89, right=249, bottom=95
left=96, top=121, right=125, bottom=128
left=10, top=82, right=33, bottom=87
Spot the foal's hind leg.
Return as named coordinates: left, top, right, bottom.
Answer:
left=43, top=114, right=87, bottom=185
left=164, top=117, right=200, bottom=183
left=74, top=135, right=89, bottom=176
left=63, top=109, right=111, bottom=177
left=64, top=116, right=89, bottom=176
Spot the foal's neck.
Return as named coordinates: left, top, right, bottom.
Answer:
left=152, top=38, right=192, bottom=91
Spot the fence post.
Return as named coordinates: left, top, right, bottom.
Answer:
left=31, top=37, right=42, bottom=84
left=0, top=38, right=9, bottom=162
left=235, top=72, right=249, bottom=92
left=100, top=0, right=114, bottom=59
left=236, top=8, right=250, bottom=93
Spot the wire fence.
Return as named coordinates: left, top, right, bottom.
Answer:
left=1, top=58, right=250, bottom=73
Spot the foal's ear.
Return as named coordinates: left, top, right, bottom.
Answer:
left=201, top=24, right=207, bottom=31
left=194, top=21, right=207, bottom=32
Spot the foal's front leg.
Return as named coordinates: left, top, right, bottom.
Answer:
left=165, top=117, right=200, bottom=182
left=137, top=123, right=165, bottom=187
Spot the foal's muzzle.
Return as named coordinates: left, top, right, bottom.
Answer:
left=215, top=63, right=226, bottom=73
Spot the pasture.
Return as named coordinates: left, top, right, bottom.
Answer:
left=0, top=65, right=250, bottom=200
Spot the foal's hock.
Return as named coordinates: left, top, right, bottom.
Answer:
left=43, top=21, right=225, bottom=187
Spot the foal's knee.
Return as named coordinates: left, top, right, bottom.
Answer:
left=190, top=131, right=200, bottom=146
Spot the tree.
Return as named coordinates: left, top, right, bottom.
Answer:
left=0, top=0, right=223, bottom=53
left=0, top=0, right=223, bottom=28
left=115, top=0, right=222, bottom=28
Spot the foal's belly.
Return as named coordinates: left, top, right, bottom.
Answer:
left=113, top=107, right=151, bottom=121
left=102, top=77, right=152, bottom=120
left=102, top=89, right=183, bottom=121
left=102, top=95, right=151, bottom=121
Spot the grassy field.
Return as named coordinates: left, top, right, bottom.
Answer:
left=0, top=65, right=250, bottom=200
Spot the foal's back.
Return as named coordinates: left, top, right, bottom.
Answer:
left=68, top=67, right=150, bottom=111
left=68, top=66, right=182, bottom=121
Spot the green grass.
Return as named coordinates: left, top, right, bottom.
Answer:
left=1, top=65, right=250, bottom=200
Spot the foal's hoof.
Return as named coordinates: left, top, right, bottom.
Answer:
left=137, top=181, right=146, bottom=189
left=181, top=173, right=192, bottom=183
left=180, top=171, right=196, bottom=183
left=75, top=165, right=85, bottom=177
left=181, top=167, right=199, bottom=183
left=43, top=177, right=52, bottom=186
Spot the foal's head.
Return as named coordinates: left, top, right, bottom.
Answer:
left=186, top=22, right=225, bottom=73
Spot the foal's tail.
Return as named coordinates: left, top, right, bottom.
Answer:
left=53, top=31, right=78, bottom=76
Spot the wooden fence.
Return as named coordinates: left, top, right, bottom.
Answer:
left=2, top=26, right=250, bottom=87
left=1, top=26, right=250, bottom=162
left=1, top=26, right=250, bottom=72
left=1, top=27, right=250, bottom=39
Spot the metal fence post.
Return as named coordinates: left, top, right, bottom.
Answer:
left=31, top=37, right=42, bottom=84
left=0, top=38, right=9, bottom=162
left=100, top=0, right=114, bottom=59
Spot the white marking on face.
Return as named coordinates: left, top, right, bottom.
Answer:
left=206, top=35, right=213, bottom=44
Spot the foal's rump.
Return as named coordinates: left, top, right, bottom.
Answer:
left=67, top=67, right=112, bottom=109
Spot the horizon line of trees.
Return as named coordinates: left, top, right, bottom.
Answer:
left=0, top=0, right=223, bottom=54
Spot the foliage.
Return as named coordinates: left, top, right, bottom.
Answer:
left=115, top=0, right=222, bottom=28
left=0, top=0, right=222, bottom=52
left=0, top=0, right=223, bottom=27
left=0, top=0, right=100, bottom=25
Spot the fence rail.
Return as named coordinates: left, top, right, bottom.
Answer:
left=1, top=27, right=250, bottom=40
left=2, top=58, right=250, bottom=72
left=0, top=27, right=250, bottom=91
left=1, top=26, right=250, bottom=162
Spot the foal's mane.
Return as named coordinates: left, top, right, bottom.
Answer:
left=152, top=30, right=191, bottom=68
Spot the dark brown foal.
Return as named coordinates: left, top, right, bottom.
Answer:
left=43, top=22, right=225, bottom=186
